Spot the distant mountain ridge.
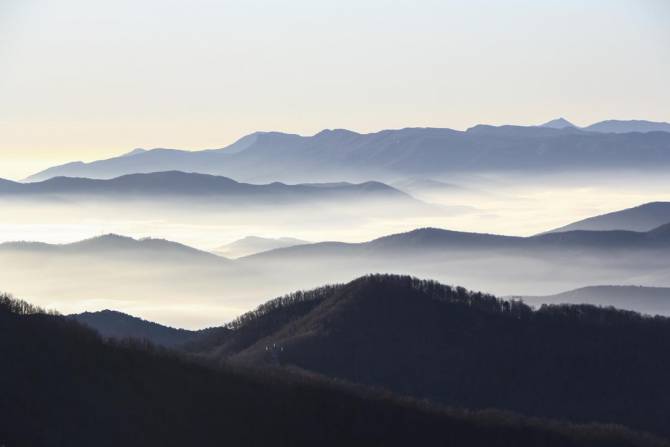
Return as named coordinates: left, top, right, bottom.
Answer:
left=0, top=233, right=228, bottom=264
left=244, top=223, right=670, bottom=261
left=24, top=121, right=670, bottom=183
left=1, top=171, right=413, bottom=204
left=540, top=118, right=670, bottom=133
left=235, top=224, right=670, bottom=311
left=6, top=224, right=670, bottom=264
left=550, top=202, right=670, bottom=233
left=520, top=285, right=670, bottom=316
left=215, top=236, right=310, bottom=258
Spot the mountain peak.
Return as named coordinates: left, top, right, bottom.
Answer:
left=540, top=118, right=576, bottom=129
left=215, top=132, right=263, bottom=154
left=72, top=233, right=138, bottom=247
left=314, top=128, right=360, bottom=138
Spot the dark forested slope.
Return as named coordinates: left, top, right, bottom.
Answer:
left=3, top=293, right=664, bottom=447
left=187, top=275, right=670, bottom=438
left=70, top=310, right=205, bottom=347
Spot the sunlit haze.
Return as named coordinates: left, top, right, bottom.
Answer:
left=2, top=0, right=669, bottom=180
left=3, top=1, right=670, bottom=443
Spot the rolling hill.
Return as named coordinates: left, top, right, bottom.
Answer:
left=0, top=233, right=227, bottom=265
left=550, top=202, right=670, bottom=233
left=245, top=224, right=670, bottom=261
left=1, top=171, right=414, bottom=205
left=519, top=285, right=670, bottom=316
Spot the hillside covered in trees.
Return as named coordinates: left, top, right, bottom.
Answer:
left=176, top=275, right=670, bottom=438
left=3, top=293, right=667, bottom=447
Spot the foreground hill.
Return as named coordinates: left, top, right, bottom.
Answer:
left=178, top=275, right=670, bottom=438
left=519, top=285, right=670, bottom=316
left=25, top=125, right=670, bottom=183
left=550, top=202, right=670, bottom=233
left=77, top=275, right=670, bottom=438
left=3, top=295, right=663, bottom=447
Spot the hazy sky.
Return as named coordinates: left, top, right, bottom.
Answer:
left=2, top=0, right=669, bottom=180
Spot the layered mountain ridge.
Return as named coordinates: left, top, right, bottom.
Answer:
left=24, top=121, right=670, bottom=183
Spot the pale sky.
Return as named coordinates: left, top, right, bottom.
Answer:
left=1, top=0, right=669, bottom=180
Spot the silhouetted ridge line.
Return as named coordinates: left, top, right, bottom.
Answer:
left=175, top=274, right=670, bottom=438
left=0, top=293, right=57, bottom=316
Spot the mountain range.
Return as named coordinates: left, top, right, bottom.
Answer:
left=24, top=121, right=670, bottom=183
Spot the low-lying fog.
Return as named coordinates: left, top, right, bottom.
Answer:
left=0, top=170, right=668, bottom=328
left=2, top=171, right=668, bottom=248
left=2, top=244, right=668, bottom=329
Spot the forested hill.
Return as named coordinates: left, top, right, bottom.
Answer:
left=183, top=275, right=670, bottom=438
left=3, top=294, right=665, bottom=447
left=70, top=310, right=204, bottom=348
